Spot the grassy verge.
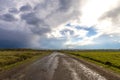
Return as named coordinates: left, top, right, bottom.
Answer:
left=61, top=50, right=120, bottom=74
left=0, top=50, right=52, bottom=72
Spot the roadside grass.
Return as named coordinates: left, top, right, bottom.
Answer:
left=61, top=50, right=120, bottom=74
left=0, top=50, right=52, bottom=72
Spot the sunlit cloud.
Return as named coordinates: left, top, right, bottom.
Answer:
left=80, top=0, right=119, bottom=26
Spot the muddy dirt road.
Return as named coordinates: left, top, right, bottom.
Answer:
left=1, top=52, right=120, bottom=80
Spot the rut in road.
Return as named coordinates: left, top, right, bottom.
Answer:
left=2, top=52, right=107, bottom=80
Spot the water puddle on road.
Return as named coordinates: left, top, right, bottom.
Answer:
left=63, top=59, right=81, bottom=80
left=45, top=53, right=65, bottom=80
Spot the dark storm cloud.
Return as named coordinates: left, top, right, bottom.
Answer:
left=9, top=8, right=19, bottom=14
left=0, top=13, right=17, bottom=22
left=44, top=0, right=80, bottom=28
left=19, top=0, right=80, bottom=35
left=0, top=0, right=82, bottom=48
left=31, top=27, right=51, bottom=35
left=59, top=0, right=71, bottom=10
left=58, top=0, right=77, bottom=11
left=0, top=28, right=30, bottom=48
left=21, top=12, right=40, bottom=25
left=100, top=4, right=120, bottom=24
left=21, top=12, right=51, bottom=35
left=20, top=4, right=32, bottom=12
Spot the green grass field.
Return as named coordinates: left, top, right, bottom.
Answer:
left=62, top=50, right=120, bottom=74
left=0, top=49, right=52, bottom=72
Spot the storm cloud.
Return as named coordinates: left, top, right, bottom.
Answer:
left=0, top=13, right=17, bottom=22
left=0, top=0, right=81, bottom=48
left=100, top=5, right=120, bottom=24
left=9, top=8, right=19, bottom=14
left=20, top=0, right=80, bottom=35
left=0, top=28, right=31, bottom=48
left=20, top=4, right=32, bottom=12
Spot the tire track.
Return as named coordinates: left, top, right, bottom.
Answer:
left=1, top=52, right=120, bottom=80
left=62, top=59, right=81, bottom=80
left=61, top=56, right=106, bottom=80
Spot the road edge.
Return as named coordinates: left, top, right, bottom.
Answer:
left=0, top=53, right=51, bottom=79
left=66, top=53, right=120, bottom=80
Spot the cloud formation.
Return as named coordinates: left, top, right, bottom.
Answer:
left=0, top=13, right=17, bottom=22
left=0, top=28, right=31, bottom=48
left=0, top=0, right=120, bottom=49
left=20, top=4, right=32, bottom=12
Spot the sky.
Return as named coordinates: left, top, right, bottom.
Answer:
left=0, top=0, right=120, bottom=49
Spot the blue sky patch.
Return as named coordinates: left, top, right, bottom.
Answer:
left=86, top=27, right=97, bottom=37
left=75, top=26, right=97, bottom=37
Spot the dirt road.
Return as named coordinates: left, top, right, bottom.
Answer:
left=1, top=52, right=120, bottom=80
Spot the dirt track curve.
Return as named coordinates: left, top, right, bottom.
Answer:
left=1, top=52, right=120, bottom=80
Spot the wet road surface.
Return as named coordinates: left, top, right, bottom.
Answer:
left=1, top=52, right=120, bottom=80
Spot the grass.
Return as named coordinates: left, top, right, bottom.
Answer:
left=61, top=50, right=120, bottom=74
left=0, top=49, right=52, bottom=72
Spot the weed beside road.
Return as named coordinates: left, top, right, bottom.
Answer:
left=62, top=50, right=120, bottom=74
left=0, top=49, right=52, bottom=72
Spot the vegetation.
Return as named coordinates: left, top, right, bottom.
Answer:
left=61, top=50, right=120, bottom=74
left=0, top=49, right=52, bottom=72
